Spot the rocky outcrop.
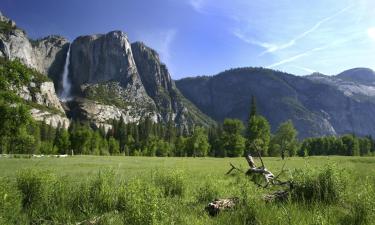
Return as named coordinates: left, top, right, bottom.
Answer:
left=30, top=108, right=70, bottom=129
left=1, top=12, right=69, bottom=128
left=131, top=42, right=173, bottom=98
left=131, top=42, right=213, bottom=126
left=176, top=67, right=375, bottom=138
left=69, top=98, right=158, bottom=129
left=69, top=32, right=214, bottom=130
left=15, top=80, right=69, bottom=128
left=0, top=13, right=68, bottom=80
left=1, top=12, right=213, bottom=130
left=36, top=82, right=65, bottom=112
left=70, top=31, right=139, bottom=88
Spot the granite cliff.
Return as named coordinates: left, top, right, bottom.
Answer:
left=0, top=12, right=213, bottom=131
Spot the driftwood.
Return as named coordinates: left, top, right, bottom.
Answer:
left=206, top=153, right=291, bottom=216
left=205, top=197, right=239, bottom=216
left=227, top=153, right=287, bottom=188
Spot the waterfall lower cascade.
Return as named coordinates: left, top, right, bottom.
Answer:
left=59, top=45, right=72, bottom=101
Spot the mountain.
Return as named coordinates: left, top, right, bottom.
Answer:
left=176, top=67, right=375, bottom=138
left=336, top=68, right=375, bottom=85
left=0, top=12, right=213, bottom=131
left=0, top=12, right=70, bottom=127
left=307, top=68, right=375, bottom=100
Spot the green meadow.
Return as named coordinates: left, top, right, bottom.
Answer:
left=1, top=156, right=375, bottom=225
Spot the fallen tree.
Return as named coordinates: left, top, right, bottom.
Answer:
left=206, top=153, right=290, bottom=216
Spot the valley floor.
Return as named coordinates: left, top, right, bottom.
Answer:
left=1, top=156, right=375, bottom=224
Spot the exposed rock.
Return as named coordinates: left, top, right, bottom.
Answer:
left=131, top=42, right=214, bottom=128
left=69, top=31, right=214, bottom=130
left=70, top=31, right=139, bottom=87
left=336, top=68, right=375, bottom=85
left=30, top=108, right=70, bottom=128
left=34, top=82, right=65, bottom=112
left=0, top=12, right=69, bottom=84
left=68, top=98, right=159, bottom=128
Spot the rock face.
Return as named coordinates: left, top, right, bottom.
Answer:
left=176, top=67, right=375, bottom=138
left=1, top=12, right=69, bottom=128
left=131, top=42, right=211, bottom=127
left=68, top=32, right=214, bottom=130
left=0, top=14, right=69, bottom=81
left=1, top=12, right=213, bottom=130
left=70, top=31, right=139, bottom=89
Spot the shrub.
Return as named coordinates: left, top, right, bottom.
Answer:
left=15, top=170, right=57, bottom=221
left=70, top=170, right=118, bottom=217
left=290, top=165, right=346, bottom=203
left=153, top=170, right=186, bottom=198
left=195, top=179, right=220, bottom=202
left=0, top=178, right=26, bottom=224
left=117, top=179, right=163, bottom=225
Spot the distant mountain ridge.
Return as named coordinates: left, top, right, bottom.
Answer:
left=176, top=67, right=375, bottom=138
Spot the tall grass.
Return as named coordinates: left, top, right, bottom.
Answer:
left=0, top=160, right=374, bottom=225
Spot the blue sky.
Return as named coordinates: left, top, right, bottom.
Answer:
left=1, top=0, right=375, bottom=79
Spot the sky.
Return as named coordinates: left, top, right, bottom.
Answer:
left=1, top=0, right=375, bottom=79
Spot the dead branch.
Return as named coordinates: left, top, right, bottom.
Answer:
left=226, top=163, right=244, bottom=174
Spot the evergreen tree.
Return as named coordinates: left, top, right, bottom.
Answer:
left=54, top=127, right=70, bottom=154
left=186, top=127, right=210, bottom=157
left=174, top=136, right=187, bottom=157
left=108, top=137, right=120, bottom=155
left=246, top=115, right=271, bottom=156
left=220, top=119, right=246, bottom=157
left=272, top=120, right=298, bottom=159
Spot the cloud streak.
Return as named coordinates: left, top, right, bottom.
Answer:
left=260, top=4, right=353, bottom=55
left=267, top=33, right=362, bottom=69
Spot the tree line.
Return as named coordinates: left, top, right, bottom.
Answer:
left=1, top=58, right=374, bottom=157
left=2, top=92, right=374, bottom=157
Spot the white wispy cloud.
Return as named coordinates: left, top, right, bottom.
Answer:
left=290, top=65, right=317, bottom=74
left=231, top=4, right=353, bottom=56
left=259, top=4, right=353, bottom=55
left=232, top=31, right=278, bottom=51
left=267, top=33, right=362, bottom=69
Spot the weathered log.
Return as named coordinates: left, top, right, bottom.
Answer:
left=205, top=197, right=239, bottom=216
left=228, top=154, right=276, bottom=187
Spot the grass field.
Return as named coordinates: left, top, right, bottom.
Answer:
left=1, top=156, right=375, bottom=224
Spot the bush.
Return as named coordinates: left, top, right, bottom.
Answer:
left=195, top=179, right=220, bottom=202
left=117, top=179, right=163, bottom=225
left=290, top=165, right=346, bottom=203
left=70, top=170, right=118, bottom=217
left=0, top=178, right=26, bottom=224
left=15, top=170, right=57, bottom=221
left=153, top=170, right=186, bottom=198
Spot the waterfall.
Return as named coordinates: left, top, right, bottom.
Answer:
left=59, top=45, right=72, bottom=101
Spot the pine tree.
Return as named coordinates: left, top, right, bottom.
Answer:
left=246, top=97, right=271, bottom=156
